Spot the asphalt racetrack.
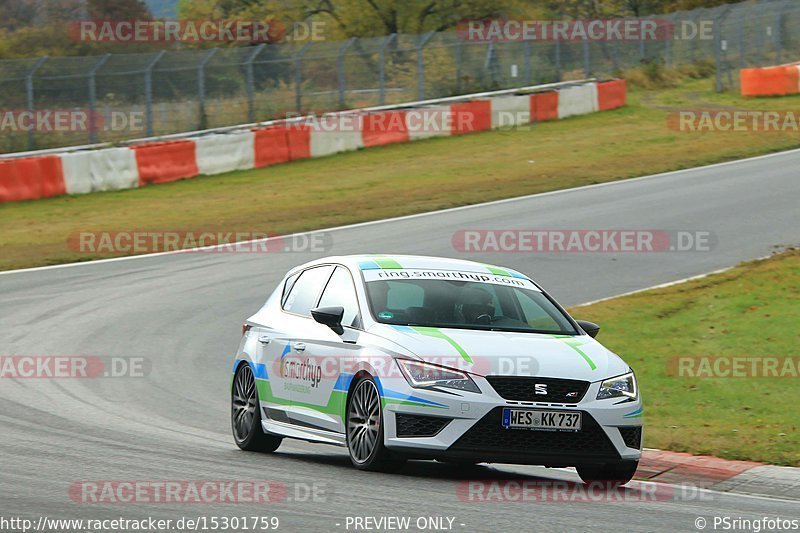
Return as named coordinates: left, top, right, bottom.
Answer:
left=2, top=150, right=799, bottom=531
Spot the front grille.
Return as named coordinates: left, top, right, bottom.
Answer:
left=619, top=426, right=642, bottom=449
left=449, top=408, right=618, bottom=459
left=395, top=413, right=451, bottom=438
left=485, top=376, right=590, bottom=403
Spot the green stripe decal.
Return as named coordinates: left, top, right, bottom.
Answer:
left=411, top=326, right=473, bottom=364
left=485, top=265, right=512, bottom=276
left=256, top=379, right=445, bottom=418
left=256, top=379, right=347, bottom=417
left=560, top=338, right=597, bottom=371
left=382, top=398, right=448, bottom=410
left=367, top=254, right=403, bottom=269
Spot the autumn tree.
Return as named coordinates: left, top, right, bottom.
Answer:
left=87, top=0, right=152, bottom=20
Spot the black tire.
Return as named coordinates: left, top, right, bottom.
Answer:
left=576, top=460, right=638, bottom=486
left=232, top=363, right=282, bottom=453
left=346, top=376, right=405, bottom=471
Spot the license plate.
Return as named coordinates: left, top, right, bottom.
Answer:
left=501, top=409, right=582, bottom=431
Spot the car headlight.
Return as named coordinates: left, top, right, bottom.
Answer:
left=396, top=359, right=480, bottom=393
left=596, top=371, right=637, bottom=400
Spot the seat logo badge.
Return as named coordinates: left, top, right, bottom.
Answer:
left=535, top=383, right=548, bottom=395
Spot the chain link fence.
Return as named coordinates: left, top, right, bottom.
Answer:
left=0, top=0, right=797, bottom=154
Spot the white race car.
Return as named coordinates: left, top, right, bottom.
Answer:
left=231, top=255, right=642, bottom=484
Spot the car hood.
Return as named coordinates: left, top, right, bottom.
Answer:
left=368, top=324, right=629, bottom=381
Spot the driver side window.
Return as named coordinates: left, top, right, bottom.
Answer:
left=317, top=266, right=361, bottom=328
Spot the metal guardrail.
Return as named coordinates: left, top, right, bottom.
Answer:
left=0, top=79, right=595, bottom=160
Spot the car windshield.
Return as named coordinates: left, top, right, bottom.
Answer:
left=364, top=272, right=577, bottom=335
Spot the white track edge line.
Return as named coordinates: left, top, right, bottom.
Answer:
left=2, top=146, right=799, bottom=277
left=571, top=254, right=774, bottom=308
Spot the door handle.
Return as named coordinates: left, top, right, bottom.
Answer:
left=258, top=336, right=271, bottom=344
left=293, top=342, right=306, bottom=352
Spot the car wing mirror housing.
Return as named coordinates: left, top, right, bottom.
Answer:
left=311, top=306, right=345, bottom=335
left=576, top=320, right=600, bottom=338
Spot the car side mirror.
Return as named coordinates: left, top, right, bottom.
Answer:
left=311, top=306, right=345, bottom=335
left=576, top=320, right=600, bottom=338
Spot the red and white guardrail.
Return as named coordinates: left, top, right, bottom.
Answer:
left=0, top=79, right=626, bottom=204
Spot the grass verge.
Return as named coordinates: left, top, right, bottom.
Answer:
left=1, top=76, right=800, bottom=271
left=568, top=249, right=800, bottom=466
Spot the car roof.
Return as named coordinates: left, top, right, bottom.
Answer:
left=292, top=255, right=532, bottom=281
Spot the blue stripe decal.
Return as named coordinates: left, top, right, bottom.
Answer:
left=623, top=407, right=643, bottom=418
left=391, top=325, right=415, bottom=333
left=233, top=359, right=269, bottom=380
left=333, top=373, right=355, bottom=392
left=279, top=343, right=291, bottom=362
left=358, top=260, right=381, bottom=270
left=251, top=362, right=269, bottom=380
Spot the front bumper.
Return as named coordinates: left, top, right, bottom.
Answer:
left=381, top=374, right=643, bottom=467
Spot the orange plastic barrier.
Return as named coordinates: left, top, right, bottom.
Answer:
left=362, top=111, right=410, bottom=147
left=785, top=66, right=800, bottom=95
left=741, top=65, right=800, bottom=97
left=531, top=92, right=559, bottom=121
left=0, top=156, right=65, bottom=203
left=597, top=80, right=627, bottom=111
left=253, top=126, right=291, bottom=168
left=134, top=141, right=199, bottom=186
left=451, top=101, right=492, bottom=134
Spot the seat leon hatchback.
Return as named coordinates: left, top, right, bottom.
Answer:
left=230, top=255, right=642, bottom=484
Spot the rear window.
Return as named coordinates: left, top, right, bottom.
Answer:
left=282, top=265, right=335, bottom=316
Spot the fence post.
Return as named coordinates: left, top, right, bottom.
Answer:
left=523, top=40, right=532, bottom=85
left=197, top=48, right=218, bottom=130
left=144, top=50, right=165, bottom=138
left=714, top=15, right=723, bottom=92
left=639, top=31, right=646, bottom=62
left=378, top=34, right=396, bottom=105
left=87, top=54, right=111, bottom=144
left=754, top=2, right=764, bottom=67
left=417, top=31, right=435, bottom=100
left=484, top=40, right=497, bottom=87
left=583, top=39, right=591, bottom=77
left=244, top=44, right=265, bottom=123
left=294, top=42, right=312, bottom=114
left=337, top=38, right=356, bottom=109
left=774, top=1, right=786, bottom=65
left=25, top=56, right=47, bottom=150
left=664, top=15, right=673, bottom=68
left=554, top=40, right=562, bottom=82
left=455, top=39, right=463, bottom=94
left=737, top=7, right=745, bottom=70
